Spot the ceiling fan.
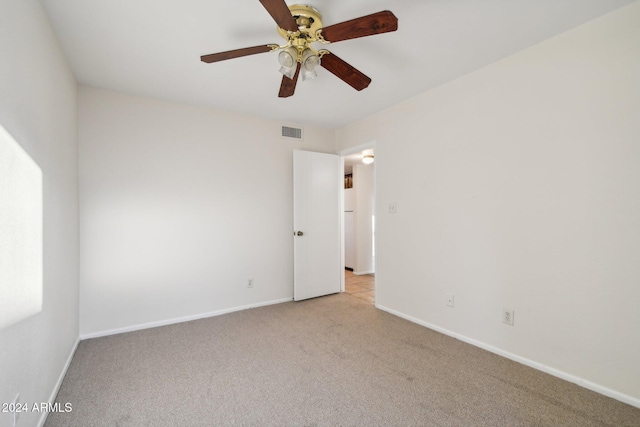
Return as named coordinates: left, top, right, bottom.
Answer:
left=200, top=0, right=398, bottom=98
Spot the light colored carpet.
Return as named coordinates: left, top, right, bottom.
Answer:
left=46, top=294, right=639, bottom=426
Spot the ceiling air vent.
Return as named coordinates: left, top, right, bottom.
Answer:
left=281, top=125, right=303, bottom=141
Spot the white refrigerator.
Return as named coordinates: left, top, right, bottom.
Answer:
left=344, top=188, right=355, bottom=270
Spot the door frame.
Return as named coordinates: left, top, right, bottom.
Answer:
left=338, top=141, right=377, bottom=293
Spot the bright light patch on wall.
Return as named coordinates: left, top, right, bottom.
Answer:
left=0, top=124, right=43, bottom=329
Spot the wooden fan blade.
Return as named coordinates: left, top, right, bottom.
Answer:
left=278, top=63, right=301, bottom=98
left=320, top=52, right=371, bottom=91
left=321, top=11, right=398, bottom=43
left=259, top=0, right=299, bottom=32
left=201, top=45, right=273, bottom=63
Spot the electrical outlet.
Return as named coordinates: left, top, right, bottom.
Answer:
left=503, top=308, right=514, bottom=326
left=388, top=202, right=397, bottom=213
left=247, top=278, right=254, bottom=288
left=446, top=293, right=455, bottom=307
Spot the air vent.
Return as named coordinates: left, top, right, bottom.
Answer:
left=281, top=125, right=303, bottom=141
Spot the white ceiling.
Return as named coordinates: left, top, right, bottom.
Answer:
left=40, top=0, right=635, bottom=129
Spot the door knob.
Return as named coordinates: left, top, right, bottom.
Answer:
left=296, top=231, right=304, bottom=236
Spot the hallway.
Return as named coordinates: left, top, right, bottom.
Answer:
left=344, top=270, right=375, bottom=304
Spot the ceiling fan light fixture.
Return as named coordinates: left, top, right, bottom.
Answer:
left=302, top=49, right=320, bottom=70
left=278, top=46, right=298, bottom=78
left=278, top=46, right=297, bottom=68
left=301, top=48, right=320, bottom=81
left=200, top=1, right=398, bottom=98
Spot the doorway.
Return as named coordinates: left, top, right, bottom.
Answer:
left=344, top=270, right=375, bottom=304
left=341, top=144, right=376, bottom=305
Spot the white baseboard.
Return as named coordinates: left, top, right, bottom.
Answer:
left=80, top=297, right=293, bottom=340
left=375, top=304, right=640, bottom=410
left=353, top=270, right=374, bottom=275
left=39, top=336, right=80, bottom=427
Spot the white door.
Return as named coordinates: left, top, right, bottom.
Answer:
left=293, top=150, right=341, bottom=301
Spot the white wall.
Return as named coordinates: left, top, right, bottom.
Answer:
left=337, top=2, right=640, bottom=405
left=79, top=87, right=335, bottom=336
left=0, top=0, right=79, bottom=426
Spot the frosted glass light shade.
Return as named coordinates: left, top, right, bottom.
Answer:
left=302, top=68, right=318, bottom=81
left=279, top=65, right=296, bottom=79
left=302, top=49, right=320, bottom=71
left=278, top=46, right=298, bottom=79
left=301, top=49, right=320, bottom=81
left=278, top=48, right=296, bottom=68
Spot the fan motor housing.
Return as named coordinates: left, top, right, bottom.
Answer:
left=276, top=4, right=323, bottom=42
